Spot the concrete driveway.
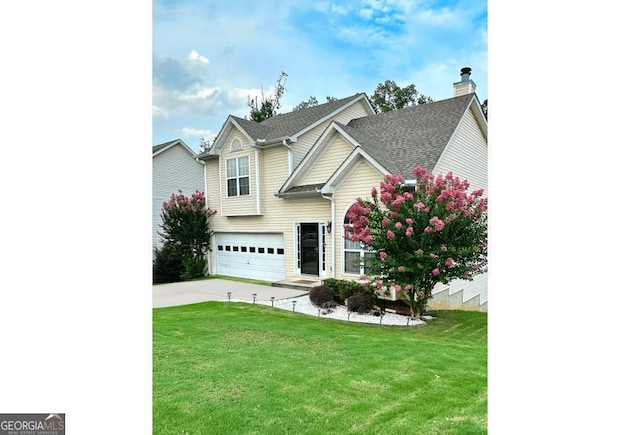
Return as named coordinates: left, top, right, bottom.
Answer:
left=153, top=279, right=309, bottom=308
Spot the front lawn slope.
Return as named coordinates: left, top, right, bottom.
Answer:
left=154, top=302, right=487, bottom=434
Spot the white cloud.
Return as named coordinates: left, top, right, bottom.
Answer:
left=330, top=4, right=350, bottom=15
left=362, top=0, right=389, bottom=13
left=178, top=87, right=218, bottom=101
left=416, top=8, right=459, bottom=26
left=152, top=105, right=168, bottom=120
left=359, top=8, right=374, bottom=19
left=385, top=0, right=420, bottom=15
left=187, top=49, right=209, bottom=64
left=179, top=127, right=215, bottom=138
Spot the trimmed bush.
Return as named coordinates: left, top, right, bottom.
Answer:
left=347, top=292, right=374, bottom=314
left=182, top=255, right=208, bottom=280
left=309, top=285, right=337, bottom=307
left=322, top=278, right=371, bottom=301
left=153, top=244, right=184, bottom=284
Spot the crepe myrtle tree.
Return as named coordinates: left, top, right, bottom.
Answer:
left=157, top=190, right=216, bottom=280
left=344, top=168, right=487, bottom=319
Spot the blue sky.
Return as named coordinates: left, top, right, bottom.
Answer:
left=153, top=0, right=487, bottom=151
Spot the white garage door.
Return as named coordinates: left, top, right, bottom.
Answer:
left=215, top=233, right=285, bottom=281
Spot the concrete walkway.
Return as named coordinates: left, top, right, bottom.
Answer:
left=153, top=279, right=309, bottom=308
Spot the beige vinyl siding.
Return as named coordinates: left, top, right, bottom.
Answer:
left=260, top=146, right=290, bottom=206
left=205, top=159, right=221, bottom=212
left=300, top=135, right=354, bottom=186
left=219, top=134, right=258, bottom=216
left=210, top=146, right=289, bottom=233
left=292, top=121, right=331, bottom=168
left=332, top=159, right=386, bottom=280
left=433, top=109, right=488, bottom=195
left=292, top=100, right=371, bottom=168
left=209, top=144, right=332, bottom=278
left=213, top=197, right=331, bottom=278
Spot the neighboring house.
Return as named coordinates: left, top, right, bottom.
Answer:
left=152, top=139, right=204, bottom=251
left=200, top=68, right=488, bottom=311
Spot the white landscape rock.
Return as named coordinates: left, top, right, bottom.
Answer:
left=230, top=295, right=427, bottom=326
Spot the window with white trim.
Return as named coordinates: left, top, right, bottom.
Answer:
left=226, top=156, right=250, bottom=197
left=343, top=211, right=375, bottom=275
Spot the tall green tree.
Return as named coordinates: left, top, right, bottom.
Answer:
left=369, top=80, right=433, bottom=113
left=345, top=168, right=487, bottom=319
left=247, top=71, right=288, bottom=122
left=155, top=190, right=216, bottom=281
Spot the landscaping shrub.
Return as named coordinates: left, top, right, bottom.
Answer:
left=182, top=255, right=207, bottom=280
left=347, top=292, right=374, bottom=314
left=309, top=285, right=337, bottom=307
left=153, top=244, right=184, bottom=284
left=322, top=278, right=372, bottom=301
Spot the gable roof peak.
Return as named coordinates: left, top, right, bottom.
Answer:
left=226, top=92, right=370, bottom=144
left=345, top=92, right=480, bottom=179
left=153, top=139, right=197, bottom=158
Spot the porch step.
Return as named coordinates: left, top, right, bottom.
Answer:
left=272, top=279, right=321, bottom=291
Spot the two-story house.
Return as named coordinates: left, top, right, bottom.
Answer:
left=200, top=68, right=488, bottom=311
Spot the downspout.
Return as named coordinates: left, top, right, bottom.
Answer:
left=282, top=139, right=294, bottom=174
left=254, top=148, right=261, bottom=215
left=203, top=159, right=213, bottom=275
left=321, top=192, right=336, bottom=278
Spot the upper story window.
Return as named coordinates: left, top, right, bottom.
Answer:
left=230, top=138, right=243, bottom=152
left=226, top=156, right=250, bottom=197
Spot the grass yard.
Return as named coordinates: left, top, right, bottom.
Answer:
left=154, top=302, right=487, bottom=434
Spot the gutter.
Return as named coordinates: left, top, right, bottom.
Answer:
left=274, top=190, right=323, bottom=199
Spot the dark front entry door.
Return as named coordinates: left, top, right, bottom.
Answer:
left=300, top=223, right=319, bottom=275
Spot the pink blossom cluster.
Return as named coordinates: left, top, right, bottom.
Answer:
left=163, top=190, right=215, bottom=215
left=344, top=168, right=487, bottom=308
left=418, top=170, right=487, bottom=218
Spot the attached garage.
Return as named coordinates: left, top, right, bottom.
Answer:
left=214, top=232, right=286, bottom=281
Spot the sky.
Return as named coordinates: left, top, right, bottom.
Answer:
left=152, top=0, right=487, bottom=151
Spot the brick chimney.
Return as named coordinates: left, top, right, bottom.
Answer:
left=453, top=67, right=476, bottom=96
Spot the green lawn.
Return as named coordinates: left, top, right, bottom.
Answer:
left=154, top=302, right=487, bottom=434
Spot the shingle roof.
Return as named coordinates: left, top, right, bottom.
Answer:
left=153, top=139, right=196, bottom=157
left=346, top=93, right=476, bottom=178
left=232, top=93, right=366, bottom=142
left=336, top=123, right=401, bottom=175
left=153, top=140, right=178, bottom=154
left=280, top=183, right=325, bottom=196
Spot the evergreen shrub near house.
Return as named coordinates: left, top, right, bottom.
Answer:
left=322, top=278, right=374, bottom=301
left=182, top=255, right=208, bottom=280
left=309, top=285, right=337, bottom=307
left=153, top=245, right=184, bottom=284
left=347, top=292, right=373, bottom=314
